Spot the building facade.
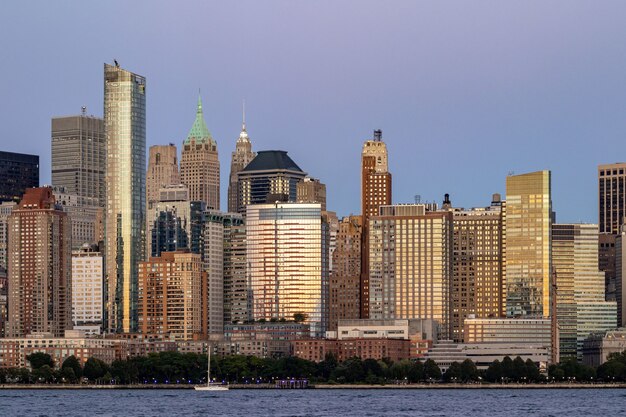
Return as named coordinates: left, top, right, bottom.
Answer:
left=227, top=115, right=256, bottom=213
left=52, top=186, right=103, bottom=249
left=6, top=187, right=72, bottom=337
left=597, top=163, right=626, bottom=303
left=0, top=201, right=17, bottom=270
left=368, top=205, right=453, bottom=339
left=328, top=216, right=362, bottom=332
left=146, top=185, right=204, bottom=258
left=0, top=151, right=39, bottom=202
left=104, top=62, right=146, bottom=333
left=221, top=213, right=248, bottom=325
left=71, top=244, right=104, bottom=335
left=180, top=96, right=220, bottom=210
left=297, top=177, right=327, bottom=211
left=246, top=203, right=329, bottom=337
left=138, top=251, right=206, bottom=341
left=51, top=113, right=105, bottom=206
left=450, top=195, right=504, bottom=342
left=505, top=170, right=552, bottom=318
left=236, top=150, right=307, bottom=214
left=146, top=144, right=180, bottom=207
left=360, top=129, right=392, bottom=319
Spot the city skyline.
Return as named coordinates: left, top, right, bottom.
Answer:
left=2, top=2, right=626, bottom=221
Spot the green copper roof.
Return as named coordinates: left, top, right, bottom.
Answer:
left=184, top=94, right=215, bottom=145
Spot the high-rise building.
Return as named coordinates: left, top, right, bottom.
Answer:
left=368, top=204, right=453, bottom=339
left=146, top=144, right=180, bottom=208
left=505, top=170, right=552, bottom=318
left=104, top=62, right=146, bottom=333
left=297, top=177, right=327, bottom=211
left=598, top=163, right=626, bottom=303
left=71, top=244, right=104, bottom=335
left=227, top=110, right=256, bottom=213
left=328, top=216, right=362, bottom=332
left=449, top=194, right=505, bottom=342
left=247, top=202, right=329, bottom=337
left=52, top=186, right=104, bottom=249
left=552, top=224, right=617, bottom=360
left=0, top=267, right=7, bottom=337
left=51, top=113, right=106, bottom=206
left=180, top=95, right=220, bottom=210
left=222, top=213, right=248, bottom=325
left=203, top=210, right=226, bottom=336
left=614, top=231, right=626, bottom=327
left=0, top=201, right=17, bottom=270
left=236, top=150, right=307, bottom=213
left=0, top=151, right=39, bottom=202
left=360, top=129, right=392, bottom=318
left=138, top=250, right=206, bottom=341
left=146, top=185, right=204, bottom=258
left=6, top=187, right=72, bottom=337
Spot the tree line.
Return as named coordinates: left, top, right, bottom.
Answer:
left=1, top=350, right=625, bottom=385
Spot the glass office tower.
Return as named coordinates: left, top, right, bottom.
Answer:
left=104, top=62, right=146, bottom=333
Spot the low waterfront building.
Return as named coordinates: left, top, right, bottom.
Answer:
left=582, top=328, right=626, bottom=367
left=424, top=340, right=550, bottom=372
left=292, top=338, right=411, bottom=363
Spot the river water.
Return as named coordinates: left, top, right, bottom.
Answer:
left=0, top=388, right=623, bottom=416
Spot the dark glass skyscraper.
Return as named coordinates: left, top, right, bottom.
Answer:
left=0, top=151, right=39, bottom=202
left=236, top=150, right=306, bottom=214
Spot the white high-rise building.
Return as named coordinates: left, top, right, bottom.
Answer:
left=71, top=244, right=103, bottom=335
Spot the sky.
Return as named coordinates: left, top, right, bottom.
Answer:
left=1, top=1, right=626, bottom=222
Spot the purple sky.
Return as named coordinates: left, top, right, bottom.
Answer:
left=1, top=1, right=626, bottom=221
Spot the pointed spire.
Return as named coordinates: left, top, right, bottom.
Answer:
left=242, top=99, right=246, bottom=132
left=184, top=91, right=214, bottom=145
left=237, top=99, right=250, bottom=143
left=197, top=90, right=203, bottom=114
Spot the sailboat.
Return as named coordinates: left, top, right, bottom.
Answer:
left=195, top=346, right=228, bottom=391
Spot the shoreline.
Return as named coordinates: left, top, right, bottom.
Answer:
left=1, top=383, right=625, bottom=390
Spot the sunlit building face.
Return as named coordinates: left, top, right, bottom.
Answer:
left=505, top=170, right=552, bottom=318
left=246, top=203, right=328, bottom=337
left=104, top=63, right=146, bottom=333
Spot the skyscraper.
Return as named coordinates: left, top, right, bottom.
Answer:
left=328, top=216, right=362, bottom=332
left=368, top=205, right=453, bottom=339
left=6, top=187, right=71, bottom=337
left=297, top=177, right=327, bottom=211
left=51, top=112, right=105, bottom=206
left=221, top=212, right=248, bottom=325
left=52, top=186, right=103, bottom=249
left=450, top=195, right=505, bottom=342
left=553, top=223, right=617, bottom=360
left=598, top=163, right=626, bottom=303
left=180, top=95, right=220, bottom=210
left=138, top=250, right=206, bottom=340
left=227, top=108, right=256, bottom=213
left=505, top=170, right=552, bottom=318
left=236, top=150, right=307, bottom=213
left=360, top=129, right=392, bottom=318
left=247, top=202, right=329, bottom=337
left=0, top=151, right=39, bottom=202
left=72, top=244, right=104, bottom=335
left=104, top=62, right=146, bottom=333
left=146, top=185, right=205, bottom=258
left=146, top=144, right=180, bottom=208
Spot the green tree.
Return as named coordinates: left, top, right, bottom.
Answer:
left=26, top=352, right=54, bottom=370
left=423, top=359, right=441, bottom=381
left=485, top=360, right=502, bottom=382
left=460, top=359, right=479, bottom=382
left=442, top=362, right=461, bottom=382
left=407, top=360, right=424, bottom=383
left=83, top=357, right=108, bottom=381
left=32, top=365, right=54, bottom=383
left=525, top=359, right=541, bottom=382
left=61, top=355, right=83, bottom=379
left=61, top=367, right=77, bottom=383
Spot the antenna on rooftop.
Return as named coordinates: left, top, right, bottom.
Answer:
left=81, top=106, right=87, bottom=116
